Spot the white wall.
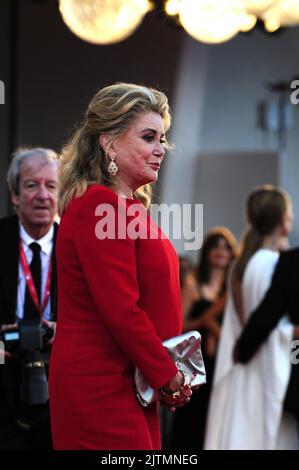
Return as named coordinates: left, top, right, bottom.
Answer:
left=161, top=27, right=299, bottom=255
left=195, top=150, right=279, bottom=241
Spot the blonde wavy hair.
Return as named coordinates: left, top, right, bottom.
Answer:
left=58, top=82, right=172, bottom=214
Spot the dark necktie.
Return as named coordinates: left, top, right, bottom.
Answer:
left=23, top=242, right=41, bottom=320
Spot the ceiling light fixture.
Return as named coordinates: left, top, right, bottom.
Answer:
left=59, top=0, right=151, bottom=45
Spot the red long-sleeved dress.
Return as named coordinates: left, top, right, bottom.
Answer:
left=49, top=185, right=182, bottom=449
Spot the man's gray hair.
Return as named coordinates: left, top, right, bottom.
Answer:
left=7, top=147, right=59, bottom=195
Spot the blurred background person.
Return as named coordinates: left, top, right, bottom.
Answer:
left=205, top=185, right=298, bottom=449
left=0, top=148, right=59, bottom=450
left=179, top=256, right=200, bottom=321
left=171, top=227, right=238, bottom=450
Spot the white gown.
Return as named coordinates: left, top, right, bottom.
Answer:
left=204, top=249, right=298, bottom=450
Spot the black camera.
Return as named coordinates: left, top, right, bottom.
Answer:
left=0, top=320, right=53, bottom=352
left=0, top=319, right=54, bottom=405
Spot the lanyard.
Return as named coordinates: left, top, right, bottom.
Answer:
left=20, top=240, right=52, bottom=318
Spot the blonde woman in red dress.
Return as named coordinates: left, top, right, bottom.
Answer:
left=49, top=83, right=193, bottom=450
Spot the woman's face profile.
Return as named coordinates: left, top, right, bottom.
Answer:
left=113, top=111, right=166, bottom=190
left=207, top=237, right=232, bottom=269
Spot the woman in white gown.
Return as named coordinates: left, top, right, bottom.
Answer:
left=204, top=185, right=298, bottom=450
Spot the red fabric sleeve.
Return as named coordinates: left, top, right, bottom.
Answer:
left=73, top=187, right=178, bottom=389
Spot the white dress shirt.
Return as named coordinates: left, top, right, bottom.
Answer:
left=17, top=224, right=54, bottom=320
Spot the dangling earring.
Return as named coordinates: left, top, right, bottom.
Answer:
left=107, top=157, right=118, bottom=176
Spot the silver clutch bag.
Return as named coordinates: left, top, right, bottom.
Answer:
left=134, top=330, right=206, bottom=407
